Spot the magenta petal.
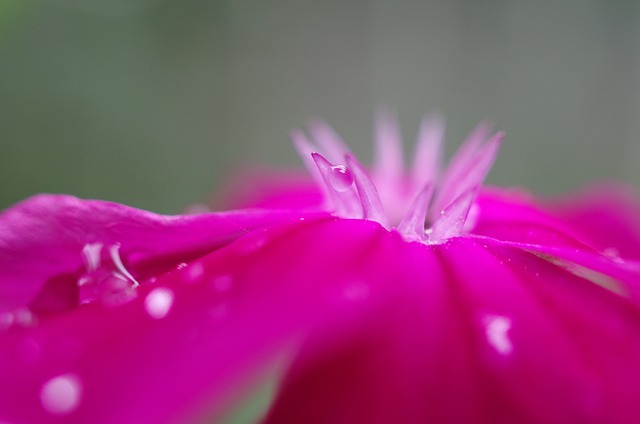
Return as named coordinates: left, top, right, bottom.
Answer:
left=0, top=218, right=405, bottom=423
left=473, top=190, right=640, bottom=300
left=0, top=194, right=323, bottom=313
left=550, top=184, right=640, bottom=261
left=264, top=238, right=640, bottom=424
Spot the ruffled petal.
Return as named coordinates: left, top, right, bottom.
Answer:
left=264, top=238, right=640, bottom=424
left=0, top=217, right=403, bottom=424
left=472, top=189, right=640, bottom=300
left=0, top=194, right=323, bottom=313
left=550, top=184, right=640, bottom=261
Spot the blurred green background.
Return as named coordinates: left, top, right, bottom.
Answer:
left=1, top=0, right=639, bottom=213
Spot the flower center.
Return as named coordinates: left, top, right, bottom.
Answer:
left=293, top=112, right=504, bottom=244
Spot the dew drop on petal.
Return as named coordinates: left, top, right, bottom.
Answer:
left=184, top=262, right=205, bottom=284
left=483, top=315, right=513, bottom=355
left=176, top=262, right=188, bottom=270
left=328, top=165, right=354, bottom=192
left=40, top=374, right=82, bottom=415
left=144, top=288, right=174, bottom=319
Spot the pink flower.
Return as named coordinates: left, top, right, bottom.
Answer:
left=1, top=113, right=640, bottom=424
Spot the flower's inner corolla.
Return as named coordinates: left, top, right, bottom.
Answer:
left=77, top=242, right=139, bottom=306
left=292, top=113, right=504, bottom=244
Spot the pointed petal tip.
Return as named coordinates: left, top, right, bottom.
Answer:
left=345, top=154, right=389, bottom=228
left=397, top=184, right=434, bottom=241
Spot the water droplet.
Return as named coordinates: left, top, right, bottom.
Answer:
left=176, top=262, right=187, bottom=270
left=328, top=165, right=353, bottom=192
left=184, top=262, right=205, bottom=284
left=483, top=314, right=513, bottom=355
left=144, top=288, right=174, bottom=319
left=211, top=275, right=233, bottom=292
left=40, top=374, right=82, bottom=415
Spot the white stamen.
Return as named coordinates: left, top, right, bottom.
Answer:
left=374, top=110, right=404, bottom=185
left=428, top=188, right=477, bottom=243
left=412, top=114, right=444, bottom=190
left=397, top=184, right=434, bottom=241
left=346, top=153, right=389, bottom=229
left=308, top=119, right=351, bottom=164
left=293, top=115, right=503, bottom=245
left=109, top=244, right=140, bottom=287
left=312, top=153, right=360, bottom=218
left=82, top=243, right=103, bottom=272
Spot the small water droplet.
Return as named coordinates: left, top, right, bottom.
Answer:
left=184, top=262, right=205, bottom=284
left=328, top=165, right=353, bottom=192
left=40, top=374, right=82, bottom=415
left=211, top=275, right=233, bottom=292
left=144, top=288, right=174, bottom=319
left=176, top=262, right=187, bottom=270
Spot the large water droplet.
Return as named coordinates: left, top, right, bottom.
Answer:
left=144, top=288, right=174, bottom=319
left=328, top=165, right=354, bottom=192
left=40, top=374, right=82, bottom=415
left=483, top=314, right=513, bottom=356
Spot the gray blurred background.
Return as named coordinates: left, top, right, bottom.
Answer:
left=1, top=0, right=639, bottom=213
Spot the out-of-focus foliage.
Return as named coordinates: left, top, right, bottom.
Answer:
left=1, top=0, right=639, bottom=213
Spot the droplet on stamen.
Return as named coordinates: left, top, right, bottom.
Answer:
left=328, top=165, right=354, bottom=192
